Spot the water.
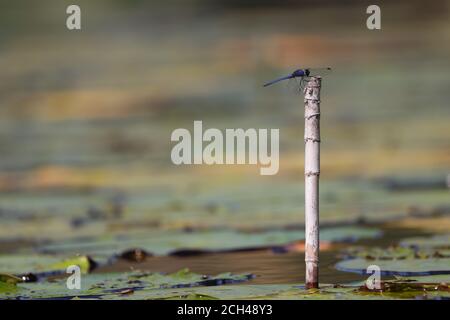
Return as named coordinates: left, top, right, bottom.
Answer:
left=95, top=225, right=427, bottom=285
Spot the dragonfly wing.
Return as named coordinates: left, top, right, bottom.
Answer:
left=306, top=67, right=332, bottom=76
left=263, top=74, right=294, bottom=87
left=287, top=77, right=303, bottom=94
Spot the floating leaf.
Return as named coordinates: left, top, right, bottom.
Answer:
left=336, top=258, right=450, bottom=276
left=38, top=226, right=381, bottom=257
left=6, top=269, right=253, bottom=300
left=0, top=254, right=98, bottom=280
left=343, top=246, right=414, bottom=260
left=0, top=254, right=62, bottom=274
left=103, top=282, right=450, bottom=300
left=3, top=262, right=450, bottom=299
left=1, top=176, right=446, bottom=243
left=0, top=273, right=22, bottom=285
left=342, top=245, right=450, bottom=260
left=0, top=272, right=22, bottom=296
left=400, top=234, right=450, bottom=249
left=387, top=216, right=450, bottom=233
left=394, top=274, right=450, bottom=284
left=48, top=255, right=96, bottom=274
left=0, top=282, right=18, bottom=295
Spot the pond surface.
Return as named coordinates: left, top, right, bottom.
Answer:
left=94, top=225, right=428, bottom=285
left=0, top=1, right=449, bottom=300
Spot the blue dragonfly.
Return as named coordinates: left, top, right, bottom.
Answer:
left=263, top=67, right=331, bottom=91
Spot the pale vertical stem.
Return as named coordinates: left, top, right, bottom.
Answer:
left=304, top=77, right=321, bottom=289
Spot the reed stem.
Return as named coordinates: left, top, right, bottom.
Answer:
left=303, top=76, right=321, bottom=289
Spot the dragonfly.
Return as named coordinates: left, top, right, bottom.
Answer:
left=263, top=67, right=332, bottom=91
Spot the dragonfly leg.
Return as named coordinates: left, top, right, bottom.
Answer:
left=299, top=77, right=307, bottom=93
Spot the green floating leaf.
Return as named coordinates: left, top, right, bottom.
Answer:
left=343, top=246, right=414, bottom=260
left=104, top=282, right=450, bottom=300
left=0, top=254, right=62, bottom=274
left=0, top=273, right=22, bottom=298
left=128, top=268, right=252, bottom=289
left=3, top=268, right=450, bottom=300
left=1, top=175, right=448, bottom=242
left=49, top=255, right=96, bottom=274
left=0, top=282, right=18, bottom=295
left=400, top=234, right=450, bottom=249
left=0, top=254, right=97, bottom=279
left=38, top=226, right=381, bottom=257
left=0, top=273, right=23, bottom=295
left=0, top=273, right=23, bottom=285
left=343, top=245, right=450, bottom=260
left=5, top=269, right=252, bottom=300
left=162, top=293, right=218, bottom=300
left=394, top=274, right=450, bottom=284
left=336, top=257, right=450, bottom=276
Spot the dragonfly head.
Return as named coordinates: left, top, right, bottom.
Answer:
left=292, top=69, right=306, bottom=77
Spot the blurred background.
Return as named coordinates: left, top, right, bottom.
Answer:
left=0, top=0, right=448, bottom=283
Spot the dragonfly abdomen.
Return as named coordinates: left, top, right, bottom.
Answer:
left=263, top=74, right=295, bottom=87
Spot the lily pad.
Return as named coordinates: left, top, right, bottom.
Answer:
left=9, top=269, right=253, bottom=300
left=394, top=274, right=450, bottom=284
left=48, top=255, right=97, bottom=274
left=0, top=273, right=22, bottom=285
left=0, top=254, right=64, bottom=274
left=336, top=257, right=450, bottom=276
left=400, top=234, right=450, bottom=249
left=37, top=226, right=381, bottom=257
left=0, top=254, right=97, bottom=280
left=2, top=263, right=450, bottom=300
left=127, top=268, right=253, bottom=289
left=0, top=282, right=18, bottom=295
left=342, top=245, right=450, bottom=260
left=99, top=281, right=450, bottom=300
left=0, top=273, right=23, bottom=295
left=1, top=176, right=446, bottom=244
